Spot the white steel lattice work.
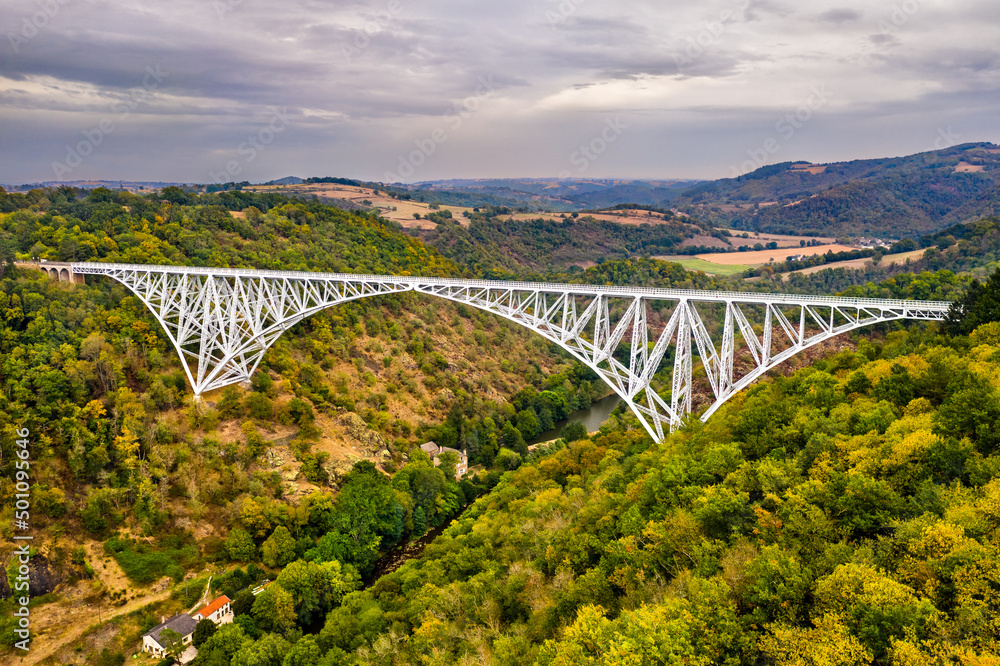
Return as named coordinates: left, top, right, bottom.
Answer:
left=72, top=262, right=952, bottom=443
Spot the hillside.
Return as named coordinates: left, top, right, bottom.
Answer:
left=3, top=184, right=999, bottom=665
left=0, top=186, right=612, bottom=663
left=411, top=178, right=697, bottom=210
left=417, top=209, right=728, bottom=274
left=235, top=182, right=735, bottom=275
left=11, top=142, right=1000, bottom=245
left=747, top=216, right=1000, bottom=298
left=313, top=322, right=1000, bottom=665
left=671, top=142, right=1000, bottom=238
left=404, top=143, right=1000, bottom=239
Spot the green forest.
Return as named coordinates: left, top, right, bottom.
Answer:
left=2, top=185, right=1000, bottom=665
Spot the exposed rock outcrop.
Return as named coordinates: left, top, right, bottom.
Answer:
left=0, top=553, right=61, bottom=599
left=339, top=412, right=388, bottom=454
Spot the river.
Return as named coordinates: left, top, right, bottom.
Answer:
left=362, top=394, right=623, bottom=583
left=527, top=392, right=623, bottom=446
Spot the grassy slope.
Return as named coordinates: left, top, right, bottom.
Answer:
left=668, top=257, right=751, bottom=276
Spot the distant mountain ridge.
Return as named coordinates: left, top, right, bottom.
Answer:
left=670, top=142, right=1000, bottom=238
left=412, top=177, right=699, bottom=210
left=8, top=142, right=999, bottom=239
left=406, top=142, right=1000, bottom=238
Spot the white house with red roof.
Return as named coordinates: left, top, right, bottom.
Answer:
left=192, top=595, right=233, bottom=625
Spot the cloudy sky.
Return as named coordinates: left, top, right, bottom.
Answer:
left=1, top=0, right=998, bottom=184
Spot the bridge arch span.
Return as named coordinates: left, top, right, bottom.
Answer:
left=70, top=263, right=950, bottom=442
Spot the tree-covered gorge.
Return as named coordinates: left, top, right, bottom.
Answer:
left=284, top=323, right=1000, bottom=665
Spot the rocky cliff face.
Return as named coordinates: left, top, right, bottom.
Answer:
left=1, top=553, right=62, bottom=599
left=321, top=412, right=393, bottom=484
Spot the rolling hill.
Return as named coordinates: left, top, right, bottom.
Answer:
left=405, top=143, right=1000, bottom=239
left=672, top=142, right=1000, bottom=238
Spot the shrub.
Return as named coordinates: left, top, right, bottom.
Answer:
left=102, top=537, right=199, bottom=584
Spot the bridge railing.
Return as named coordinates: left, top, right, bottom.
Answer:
left=71, top=262, right=953, bottom=311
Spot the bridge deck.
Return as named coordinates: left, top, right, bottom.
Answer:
left=70, top=262, right=952, bottom=311
left=46, top=260, right=954, bottom=442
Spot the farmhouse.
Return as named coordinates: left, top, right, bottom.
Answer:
left=420, top=441, right=469, bottom=478
left=142, top=614, right=198, bottom=660
left=194, top=595, right=233, bottom=624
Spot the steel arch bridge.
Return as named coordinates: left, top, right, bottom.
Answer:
left=67, top=262, right=950, bottom=443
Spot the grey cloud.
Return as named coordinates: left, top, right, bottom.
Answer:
left=868, top=33, right=899, bottom=46
left=874, top=48, right=1000, bottom=81
left=743, top=0, right=792, bottom=22
left=1, top=0, right=998, bottom=183
left=818, top=8, right=862, bottom=25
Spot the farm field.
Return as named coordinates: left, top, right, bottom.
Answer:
left=781, top=247, right=928, bottom=279
left=243, top=183, right=715, bottom=234
left=728, top=231, right=836, bottom=248
left=508, top=209, right=680, bottom=225
left=241, top=183, right=850, bottom=267
left=661, top=257, right=751, bottom=275
left=243, top=183, right=686, bottom=229
left=881, top=248, right=927, bottom=265
left=695, top=243, right=856, bottom=265
left=243, top=182, right=473, bottom=228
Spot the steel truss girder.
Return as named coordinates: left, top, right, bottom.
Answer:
left=72, top=263, right=950, bottom=443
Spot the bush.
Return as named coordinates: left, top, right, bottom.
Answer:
left=94, top=649, right=125, bottom=666
left=261, top=526, right=296, bottom=568
left=102, top=537, right=199, bottom=585
left=218, top=386, right=245, bottom=419
left=246, top=392, right=274, bottom=420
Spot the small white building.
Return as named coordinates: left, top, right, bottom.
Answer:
left=420, top=441, right=469, bottom=478
left=193, top=595, right=233, bottom=625
left=142, top=614, right=198, bottom=660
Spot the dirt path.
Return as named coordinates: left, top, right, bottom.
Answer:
left=187, top=576, right=212, bottom=614
left=10, top=543, right=215, bottom=666
left=12, top=586, right=174, bottom=666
